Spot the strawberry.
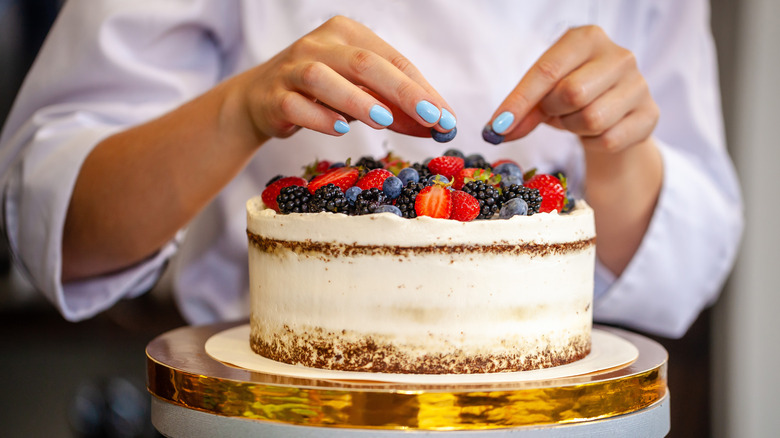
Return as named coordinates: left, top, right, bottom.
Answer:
left=302, top=159, right=332, bottom=179
left=414, top=184, right=452, bottom=219
left=427, top=156, right=464, bottom=180
left=356, top=168, right=394, bottom=190
left=449, top=190, right=480, bottom=222
left=452, top=168, right=500, bottom=190
left=262, top=176, right=307, bottom=212
left=379, top=152, right=410, bottom=175
left=524, top=173, right=566, bottom=213
left=307, top=167, right=359, bottom=194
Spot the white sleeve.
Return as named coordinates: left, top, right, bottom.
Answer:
left=0, top=0, right=239, bottom=321
left=593, top=0, right=744, bottom=338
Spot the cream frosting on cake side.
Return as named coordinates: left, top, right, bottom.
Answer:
left=246, top=196, right=596, bottom=374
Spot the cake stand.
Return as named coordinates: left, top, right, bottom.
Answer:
left=146, top=322, right=669, bottom=437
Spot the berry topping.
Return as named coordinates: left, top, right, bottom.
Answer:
left=427, top=156, right=464, bottom=180
left=262, top=176, right=307, bottom=212
left=452, top=168, right=499, bottom=190
left=431, top=126, right=457, bottom=143
left=462, top=180, right=502, bottom=219
left=382, top=176, right=403, bottom=200
left=308, top=166, right=359, bottom=194
left=449, top=190, right=480, bottom=222
left=524, top=174, right=566, bottom=213
left=499, top=198, right=529, bottom=219
left=353, top=187, right=389, bottom=215
left=395, top=181, right=425, bottom=218
left=501, top=184, right=542, bottom=215
left=309, top=183, right=350, bottom=214
left=414, top=184, right=453, bottom=219
left=277, top=185, right=311, bottom=214
left=356, top=168, right=394, bottom=191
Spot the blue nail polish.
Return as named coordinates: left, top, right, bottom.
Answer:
left=369, top=105, right=393, bottom=126
left=431, top=126, right=457, bottom=143
left=439, top=108, right=456, bottom=130
left=492, top=111, right=515, bottom=134
left=416, top=100, right=441, bottom=124
left=334, top=120, right=350, bottom=134
left=482, top=125, right=504, bottom=145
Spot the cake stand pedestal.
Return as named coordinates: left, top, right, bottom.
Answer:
left=146, top=323, right=669, bottom=437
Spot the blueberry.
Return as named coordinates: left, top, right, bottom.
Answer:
left=493, top=162, right=523, bottom=178
left=374, top=204, right=403, bottom=217
left=329, top=162, right=345, bottom=169
left=464, top=153, right=486, bottom=168
left=499, top=174, right=524, bottom=189
left=499, top=198, right=528, bottom=219
left=345, top=186, right=362, bottom=205
left=426, top=175, right=450, bottom=186
left=442, top=148, right=465, bottom=158
left=397, top=167, right=419, bottom=185
left=432, top=127, right=458, bottom=143
left=482, top=126, right=504, bottom=145
left=382, top=176, right=403, bottom=200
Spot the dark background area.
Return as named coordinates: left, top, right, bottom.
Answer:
left=0, top=0, right=740, bottom=436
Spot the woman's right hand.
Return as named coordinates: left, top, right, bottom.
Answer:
left=225, top=15, right=456, bottom=145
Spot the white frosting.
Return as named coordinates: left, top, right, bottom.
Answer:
left=247, top=196, right=596, bottom=371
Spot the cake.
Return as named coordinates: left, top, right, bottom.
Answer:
left=246, top=155, right=596, bottom=374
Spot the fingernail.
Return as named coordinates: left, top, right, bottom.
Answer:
left=431, top=126, right=457, bottom=143
left=334, top=120, right=350, bottom=134
left=439, top=108, right=456, bottom=130
left=416, top=100, right=441, bottom=124
left=482, top=125, right=504, bottom=145
left=369, top=105, right=393, bottom=126
left=492, top=111, right=515, bottom=134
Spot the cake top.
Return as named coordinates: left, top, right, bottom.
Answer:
left=260, top=150, right=575, bottom=222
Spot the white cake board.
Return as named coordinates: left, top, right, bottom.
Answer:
left=205, top=325, right=638, bottom=385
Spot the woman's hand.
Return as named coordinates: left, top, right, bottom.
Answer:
left=485, top=25, right=658, bottom=151
left=486, top=25, right=663, bottom=275
left=226, top=15, right=457, bottom=145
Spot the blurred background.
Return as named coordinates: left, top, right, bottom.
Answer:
left=1, top=0, right=778, bottom=437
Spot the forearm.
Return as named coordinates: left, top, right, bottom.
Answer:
left=584, top=137, right=663, bottom=276
left=62, top=80, right=266, bottom=282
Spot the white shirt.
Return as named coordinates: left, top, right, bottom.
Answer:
left=0, top=0, right=743, bottom=338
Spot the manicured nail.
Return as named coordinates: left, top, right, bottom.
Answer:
left=482, top=125, right=504, bottom=145
left=369, top=105, right=393, bottom=126
left=431, top=126, right=457, bottom=143
left=439, top=108, right=456, bottom=130
left=416, top=100, right=441, bottom=124
left=492, top=111, right=515, bottom=134
left=334, top=120, right=350, bottom=134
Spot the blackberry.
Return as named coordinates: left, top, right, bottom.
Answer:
left=395, top=181, right=425, bottom=218
left=277, top=185, right=311, bottom=214
left=410, top=162, right=432, bottom=182
left=308, top=183, right=349, bottom=214
left=464, top=153, right=491, bottom=170
left=352, top=187, right=389, bottom=215
left=502, top=184, right=542, bottom=215
left=355, top=156, right=384, bottom=172
left=462, top=180, right=502, bottom=219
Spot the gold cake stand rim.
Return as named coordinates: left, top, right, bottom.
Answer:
left=146, top=322, right=667, bottom=430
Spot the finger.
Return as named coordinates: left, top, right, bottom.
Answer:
left=556, top=70, right=647, bottom=136
left=487, top=26, right=606, bottom=135
left=501, top=105, right=549, bottom=141
left=580, top=101, right=659, bottom=153
left=289, top=61, right=398, bottom=130
left=274, top=91, right=351, bottom=137
left=540, top=47, right=635, bottom=117
left=363, top=88, right=435, bottom=137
